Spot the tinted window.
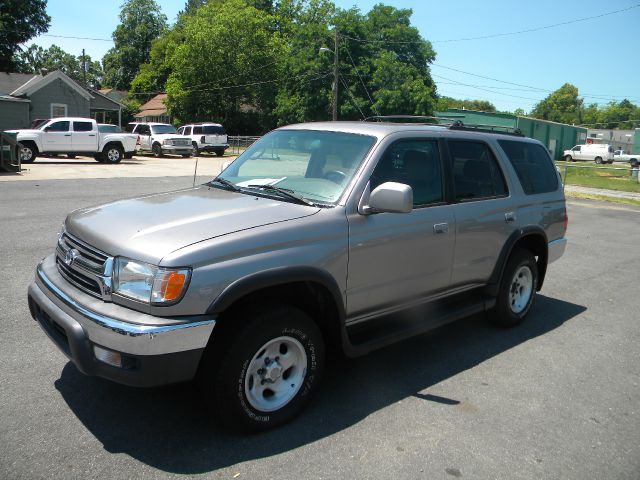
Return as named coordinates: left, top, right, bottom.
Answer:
left=73, top=121, right=93, bottom=132
left=137, top=125, right=151, bottom=135
left=193, top=126, right=203, bottom=135
left=498, top=140, right=559, bottom=195
left=203, top=125, right=226, bottom=134
left=46, top=121, right=70, bottom=132
left=125, top=123, right=137, bottom=132
left=450, top=141, right=507, bottom=201
left=371, top=140, right=443, bottom=206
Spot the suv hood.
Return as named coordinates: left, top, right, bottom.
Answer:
left=65, top=186, right=320, bottom=264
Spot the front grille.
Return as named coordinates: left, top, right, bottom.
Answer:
left=171, top=138, right=190, bottom=146
left=55, top=232, right=110, bottom=298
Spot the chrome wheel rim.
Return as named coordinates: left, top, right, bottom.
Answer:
left=509, top=266, right=533, bottom=314
left=244, top=336, right=307, bottom=413
left=20, top=147, right=33, bottom=162
left=107, top=148, right=120, bottom=162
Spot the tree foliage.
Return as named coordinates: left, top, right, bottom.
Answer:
left=0, top=0, right=50, bottom=71
left=436, top=96, right=497, bottom=113
left=102, top=0, right=167, bottom=90
left=14, top=44, right=103, bottom=87
left=530, top=83, right=583, bottom=124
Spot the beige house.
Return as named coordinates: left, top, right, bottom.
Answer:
left=134, top=93, right=170, bottom=123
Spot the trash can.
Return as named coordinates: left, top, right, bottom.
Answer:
left=631, top=167, right=639, bottom=181
left=0, top=131, right=21, bottom=173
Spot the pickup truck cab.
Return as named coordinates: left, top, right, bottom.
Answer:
left=126, top=122, right=193, bottom=157
left=613, top=150, right=639, bottom=167
left=10, top=117, right=137, bottom=164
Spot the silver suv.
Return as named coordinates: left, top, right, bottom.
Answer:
left=27, top=120, right=567, bottom=432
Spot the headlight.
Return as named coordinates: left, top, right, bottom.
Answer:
left=113, top=257, right=191, bottom=305
left=162, top=139, right=173, bottom=145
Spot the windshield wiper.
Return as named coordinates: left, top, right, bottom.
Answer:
left=247, top=184, right=317, bottom=207
left=207, top=177, right=241, bottom=192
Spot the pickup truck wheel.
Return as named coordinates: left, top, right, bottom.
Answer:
left=103, top=145, right=123, bottom=164
left=564, top=155, right=572, bottom=162
left=152, top=143, right=163, bottom=158
left=19, top=143, right=37, bottom=163
left=631, top=159, right=639, bottom=168
left=200, top=305, right=325, bottom=432
left=491, top=248, right=538, bottom=327
left=595, top=156, right=602, bottom=164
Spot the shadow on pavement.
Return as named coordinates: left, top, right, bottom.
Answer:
left=54, top=294, right=585, bottom=474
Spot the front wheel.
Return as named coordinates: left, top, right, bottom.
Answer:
left=564, top=155, right=572, bottom=162
left=595, top=156, right=602, bottom=164
left=491, top=248, right=538, bottom=327
left=200, top=305, right=325, bottom=432
left=192, top=142, right=199, bottom=156
left=19, top=143, right=37, bottom=163
left=152, top=143, right=163, bottom=158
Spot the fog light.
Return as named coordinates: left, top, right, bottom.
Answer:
left=94, top=345, right=122, bottom=368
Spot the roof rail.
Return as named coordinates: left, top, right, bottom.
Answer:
left=449, top=120, right=524, bottom=137
left=363, top=115, right=452, bottom=125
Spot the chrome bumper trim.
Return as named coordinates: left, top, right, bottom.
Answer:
left=35, top=262, right=215, bottom=355
left=548, top=237, right=567, bottom=264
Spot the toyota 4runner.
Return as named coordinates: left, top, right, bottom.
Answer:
left=28, top=120, right=567, bottom=432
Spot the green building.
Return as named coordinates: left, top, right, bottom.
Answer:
left=436, top=109, right=587, bottom=160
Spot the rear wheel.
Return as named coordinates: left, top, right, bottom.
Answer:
left=630, top=159, right=639, bottom=168
left=215, top=148, right=225, bottom=157
left=199, top=305, right=325, bottom=432
left=491, top=248, right=538, bottom=327
left=103, top=144, right=123, bottom=164
left=19, top=142, right=37, bottom=163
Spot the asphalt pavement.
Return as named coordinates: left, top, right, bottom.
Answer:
left=1, top=177, right=639, bottom=479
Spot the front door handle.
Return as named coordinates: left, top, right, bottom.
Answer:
left=505, top=212, right=516, bottom=223
left=64, top=134, right=71, bottom=136
left=433, top=222, right=449, bottom=234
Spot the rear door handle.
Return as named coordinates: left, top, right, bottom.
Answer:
left=88, top=134, right=96, bottom=137
left=64, top=134, right=71, bottom=136
left=433, top=223, right=449, bottom=234
left=505, top=212, right=516, bottom=223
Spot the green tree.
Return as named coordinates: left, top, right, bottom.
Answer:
left=162, top=0, right=284, bottom=131
left=436, top=96, right=497, bottom=113
left=15, top=44, right=103, bottom=87
left=1, top=0, right=50, bottom=71
left=102, top=0, right=167, bottom=89
left=530, top=83, right=583, bottom=124
left=597, top=99, right=637, bottom=129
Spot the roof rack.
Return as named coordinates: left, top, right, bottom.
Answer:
left=363, top=115, right=451, bottom=125
left=449, top=120, right=524, bottom=137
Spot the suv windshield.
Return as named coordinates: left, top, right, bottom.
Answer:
left=218, top=130, right=375, bottom=204
left=150, top=125, right=177, bottom=135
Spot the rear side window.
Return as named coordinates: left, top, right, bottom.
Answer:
left=193, top=126, right=203, bottom=135
left=449, top=141, right=507, bottom=201
left=498, top=140, right=558, bottom=195
left=73, top=121, right=93, bottom=132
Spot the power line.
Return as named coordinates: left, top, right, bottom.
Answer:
left=343, top=43, right=379, bottom=116
left=577, top=119, right=640, bottom=127
left=432, top=73, right=544, bottom=101
left=338, top=75, right=367, bottom=119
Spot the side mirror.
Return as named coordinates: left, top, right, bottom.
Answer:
left=361, top=182, right=413, bottom=214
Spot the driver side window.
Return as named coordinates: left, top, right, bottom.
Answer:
left=370, top=139, right=443, bottom=207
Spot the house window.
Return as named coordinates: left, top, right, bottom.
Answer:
left=51, top=103, right=67, bottom=118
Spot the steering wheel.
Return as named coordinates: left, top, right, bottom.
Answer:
left=323, top=170, right=347, bottom=184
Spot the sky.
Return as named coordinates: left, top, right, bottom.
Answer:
left=28, top=0, right=640, bottom=113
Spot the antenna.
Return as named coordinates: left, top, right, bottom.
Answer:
left=192, top=156, right=199, bottom=187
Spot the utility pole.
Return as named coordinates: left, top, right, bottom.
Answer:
left=332, top=29, right=339, bottom=121
left=82, top=48, right=87, bottom=86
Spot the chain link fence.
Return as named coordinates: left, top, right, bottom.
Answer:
left=228, top=135, right=261, bottom=155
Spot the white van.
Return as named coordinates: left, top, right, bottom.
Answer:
left=563, top=144, right=614, bottom=164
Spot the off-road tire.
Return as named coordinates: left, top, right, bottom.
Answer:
left=199, top=305, right=325, bottom=432
left=491, top=248, right=538, bottom=327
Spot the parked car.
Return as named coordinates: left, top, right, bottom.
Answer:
left=563, top=143, right=614, bottom=163
left=27, top=120, right=567, bottom=432
left=613, top=149, right=639, bottom=167
left=126, top=122, right=193, bottom=157
left=9, top=117, right=137, bottom=163
left=178, top=122, right=228, bottom=156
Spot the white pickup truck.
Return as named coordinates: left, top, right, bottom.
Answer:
left=10, top=117, right=137, bottom=164
left=613, top=150, right=639, bottom=167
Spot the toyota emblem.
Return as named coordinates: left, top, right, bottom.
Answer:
left=64, top=248, right=79, bottom=266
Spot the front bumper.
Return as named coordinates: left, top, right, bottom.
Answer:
left=27, top=259, right=215, bottom=387
left=161, top=145, right=193, bottom=155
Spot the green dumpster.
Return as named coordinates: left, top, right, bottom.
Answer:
left=0, top=131, right=21, bottom=172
